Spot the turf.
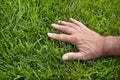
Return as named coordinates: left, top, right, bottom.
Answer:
left=0, top=0, right=120, bottom=80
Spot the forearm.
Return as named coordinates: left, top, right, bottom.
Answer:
left=104, top=36, right=120, bottom=55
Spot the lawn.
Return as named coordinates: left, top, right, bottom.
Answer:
left=0, top=0, right=120, bottom=80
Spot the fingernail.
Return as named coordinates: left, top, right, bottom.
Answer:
left=62, top=55, right=68, bottom=60
left=51, top=24, right=56, bottom=26
left=58, top=21, right=61, bottom=23
left=70, top=18, right=73, bottom=20
left=48, top=33, right=53, bottom=37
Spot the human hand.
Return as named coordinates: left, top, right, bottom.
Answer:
left=48, top=18, right=105, bottom=60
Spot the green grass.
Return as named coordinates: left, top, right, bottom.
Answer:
left=0, top=0, right=120, bottom=79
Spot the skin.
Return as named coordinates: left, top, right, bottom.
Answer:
left=48, top=18, right=120, bottom=60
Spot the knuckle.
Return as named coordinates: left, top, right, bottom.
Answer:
left=71, top=23, right=76, bottom=27
left=65, top=26, right=72, bottom=33
left=69, top=23, right=73, bottom=26
left=71, top=35, right=78, bottom=43
left=66, top=37, right=70, bottom=42
left=82, top=56, right=87, bottom=60
left=71, top=53, right=76, bottom=60
left=69, top=36, right=74, bottom=43
left=64, top=26, right=68, bottom=31
left=59, top=34, right=63, bottom=40
left=80, top=55, right=87, bottom=60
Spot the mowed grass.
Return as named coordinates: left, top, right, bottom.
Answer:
left=0, top=0, right=120, bottom=79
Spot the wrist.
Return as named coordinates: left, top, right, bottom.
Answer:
left=103, top=36, right=113, bottom=55
left=103, top=36, right=120, bottom=55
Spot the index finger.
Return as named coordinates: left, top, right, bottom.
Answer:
left=48, top=33, right=74, bottom=43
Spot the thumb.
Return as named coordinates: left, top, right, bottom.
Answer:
left=62, top=52, right=89, bottom=60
